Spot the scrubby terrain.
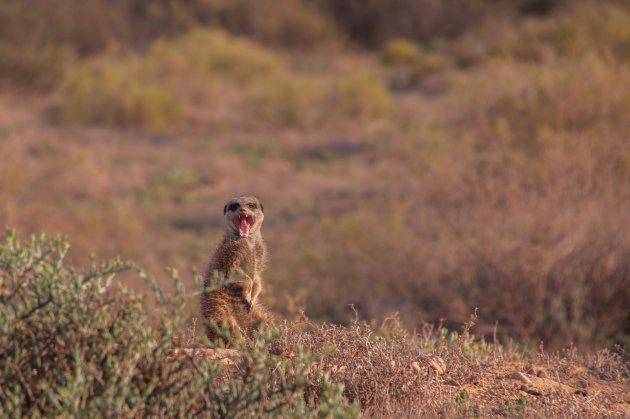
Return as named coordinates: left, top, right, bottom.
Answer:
left=0, top=1, right=629, bottom=415
left=1, top=232, right=627, bottom=417
left=2, top=0, right=629, bottom=351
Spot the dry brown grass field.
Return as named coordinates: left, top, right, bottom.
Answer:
left=0, top=1, right=629, bottom=416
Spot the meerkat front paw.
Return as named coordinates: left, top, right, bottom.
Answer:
left=242, top=297, right=253, bottom=312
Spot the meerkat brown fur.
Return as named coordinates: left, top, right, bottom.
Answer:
left=201, top=196, right=268, bottom=343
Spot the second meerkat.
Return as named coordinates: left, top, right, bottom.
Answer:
left=201, top=196, right=267, bottom=341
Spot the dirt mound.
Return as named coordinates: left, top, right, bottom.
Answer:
left=454, top=362, right=629, bottom=417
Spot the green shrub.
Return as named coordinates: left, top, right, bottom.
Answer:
left=52, top=57, right=183, bottom=129
left=52, top=26, right=395, bottom=130
left=381, top=38, right=450, bottom=89
left=147, top=28, right=284, bottom=83
left=248, top=73, right=394, bottom=128
left=0, top=229, right=355, bottom=416
left=381, top=39, right=423, bottom=65
left=51, top=28, right=287, bottom=129
left=492, top=3, right=630, bottom=63
left=330, top=74, right=394, bottom=119
left=247, top=75, right=328, bottom=128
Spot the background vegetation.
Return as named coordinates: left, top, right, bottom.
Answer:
left=0, top=0, right=629, bottom=355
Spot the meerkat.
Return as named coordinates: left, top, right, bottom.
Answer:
left=201, top=196, right=268, bottom=344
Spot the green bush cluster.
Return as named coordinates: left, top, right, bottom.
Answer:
left=0, top=230, right=355, bottom=416
left=147, top=29, right=284, bottom=83
left=381, top=39, right=448, bottom=74
left=51, top=29, right=285, bottom=129
left=492, top=3, right=630, bottom=63
left=248, top=76, right=327, bottom=128
left=53, top=26, right=395, bottom=130
left=380, top=38, right=450, bottom=89
left=249, top=73, right=394, bottom=128
left=52, top=56, right=183, bottom=130
left=381, top=39, right=423, bottom=66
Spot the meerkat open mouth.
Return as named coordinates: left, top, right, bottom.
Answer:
left=234, top=214, right=254, bottom=237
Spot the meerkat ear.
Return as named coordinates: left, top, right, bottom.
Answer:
left=259, top=201, right=264, bottom=213
left=223, top=204, right=228, bottom=214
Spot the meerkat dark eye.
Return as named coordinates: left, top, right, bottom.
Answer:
left=248, top=203, right=256, bottom=209
left=228, top=203, right=239, bottom=212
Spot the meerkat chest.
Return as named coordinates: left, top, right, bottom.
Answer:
left=214, top=235, right=263, bottom=276
left=245, top=238, right=265, bottom=274
left=233, top=240, right=259, bottom=272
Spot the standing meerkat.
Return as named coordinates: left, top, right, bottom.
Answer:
left=201, top=196, right=268, bottom=343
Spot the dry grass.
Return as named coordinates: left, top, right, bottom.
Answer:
left=267, top=314, right=629, bottom=417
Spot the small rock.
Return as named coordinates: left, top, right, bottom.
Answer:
left=526, top=388, right=543, bottom=396
left=537, top=370, right=546, bottom=378
left=330, top=365, right=347, bottom=374
left=411, top=361, right=422, bottom=373
left=167, top=347, right=239, bottom=366
left=429, top=357, right=446, bottom=375
left=574, top=389, right=587, bottom=396
left=511, top=371, right=533, bottom=385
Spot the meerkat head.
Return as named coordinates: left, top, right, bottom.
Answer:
left=223, top=196, right=265, bottom=238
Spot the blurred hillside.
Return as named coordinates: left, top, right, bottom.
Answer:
left=0, top=0, right=629, bottom=350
